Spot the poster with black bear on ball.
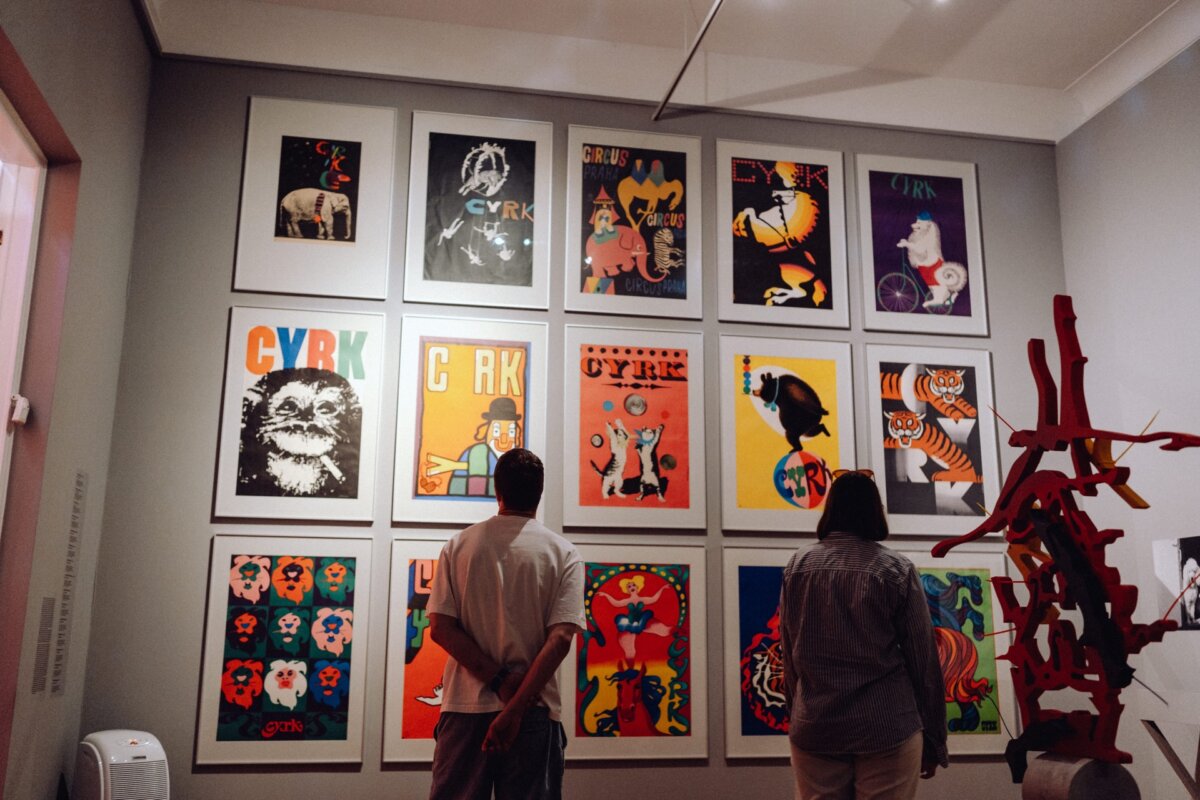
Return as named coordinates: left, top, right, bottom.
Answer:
left=215, top=306, right=385, bottom=521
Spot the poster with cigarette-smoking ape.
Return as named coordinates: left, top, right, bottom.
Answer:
left=719, top=335, right=855, bottom=532
left=865, top=345, right=999, bottom=536
left=403, top=112, right=552, bottom=309
left=563, top=326, right=706, bottom=529
left=234, top=97, right=396, bottom=299
left=565, top=126, right=702, bottom=319
left=196, top=534, right=373, bottom=764
left=715, top=140, right=849, bottom=328
left=392, top=316, right=547, bottom=523
left=215, top=306, right=384, bottom=521
left=856, top=154, right=987, bottom=336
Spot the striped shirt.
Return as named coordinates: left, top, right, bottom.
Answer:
left=779, top=532, right=948, bottom=765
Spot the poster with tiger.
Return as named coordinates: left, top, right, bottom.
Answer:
left=866, top=345, right=999, bottom=536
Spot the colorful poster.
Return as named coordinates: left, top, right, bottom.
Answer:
left=383, top=538, right=450, bottom=762
left=198, top=536, right=372, bottom=764
left=1179, top=536, right=1200, bottom=629
left=393, top=316, right=547, bottom=523
left=216, top=307, right=385, bottom=521
left=719, top=336, right=855, bottom=532
left=563, top=326, right=706, bottom=528
left=565, top=127, right=702, bottom=318
left=565, top=544, right=707, bottom=759
left=274, top=135, right=361, bottom=242
left=856, top=155, right=986, bottom=335
left=866, top=345, right=999, bottom=536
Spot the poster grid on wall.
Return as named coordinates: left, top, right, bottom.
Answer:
left=855, top=154, right=988, bottom=336
left=392, top=315, right=548, bottom=524
left=564, top=126, right=703, bottom=319
left=719, top=334, right=855, bottom=532
left=234, top=97, right=396, bottom=299
left=196, top=534, right=373, bottom=764
left=214, top=306, right=385, bottom=521
left=562, top=325, right=706, bottom=529
left=562, top=542, right=707, bottom=759
left=403, top=111, right=552, bottom=309
left=715, top=140, right=849, bottom=329
left=865, top=344, right=1000, bottom=537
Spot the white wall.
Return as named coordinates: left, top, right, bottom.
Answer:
left=1058, top=41, right=1200, bottom=800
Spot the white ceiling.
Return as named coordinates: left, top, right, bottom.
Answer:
left=142, top=0, right=1200, bottom=142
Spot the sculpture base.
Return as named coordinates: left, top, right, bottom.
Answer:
left=1022, top=754, right=1140, bottom=800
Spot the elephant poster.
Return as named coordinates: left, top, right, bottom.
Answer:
left=274, top=135, right=361, bottom=242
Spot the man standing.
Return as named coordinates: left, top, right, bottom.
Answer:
left=427, top=448, right=584, bottom=799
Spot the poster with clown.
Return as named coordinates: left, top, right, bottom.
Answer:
left=393, top=316, right=547, bottom=523
left=197, top=535, right=373, bottom=764
left=383, top=537, right=451, bottom=762
left=562, top=543, right=707, bottom=759
left=719, top=335, right=855, bottom=532
left=562, top=325, right=706, bottom=529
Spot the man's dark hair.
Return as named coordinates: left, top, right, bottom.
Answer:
left=494, top=448, right=544, bottom=512
left=814, top=471, right=888, bottom=541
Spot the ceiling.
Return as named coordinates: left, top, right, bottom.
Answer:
left=141, top=0, right=1200, bottom=142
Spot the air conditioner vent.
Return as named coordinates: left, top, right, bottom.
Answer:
left=109, top=760, right=168, bottom=800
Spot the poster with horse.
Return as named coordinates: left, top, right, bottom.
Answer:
left=563, top=543, right=707, bottom=759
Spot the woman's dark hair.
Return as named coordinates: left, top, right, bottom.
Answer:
left=494, top=448, right=544, bottom=512
left=814, top=471, right=888, bottom=541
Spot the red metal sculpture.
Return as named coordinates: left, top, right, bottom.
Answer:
left=933, top=295, right=1200, bottom=780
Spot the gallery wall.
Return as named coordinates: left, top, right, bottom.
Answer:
left=1057, top=40, right=1200, bottom=800
left=83, top=56, right=1068, bottom=798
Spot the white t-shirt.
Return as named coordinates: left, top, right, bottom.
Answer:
left=427, top=514, right=585, bottom=720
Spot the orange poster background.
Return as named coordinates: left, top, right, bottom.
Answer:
left=576, top=342, right=690, bottom=508
left=401, top=558, right=447, bottom=739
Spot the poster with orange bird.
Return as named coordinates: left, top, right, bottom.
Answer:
left=563, top=326, right=706, bottom=529
left=393, top=316, right=547, bottom=523
left=565, top=544, right=708, bottom=759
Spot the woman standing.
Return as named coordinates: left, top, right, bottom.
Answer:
left=780, top=471, right=948, bottom=799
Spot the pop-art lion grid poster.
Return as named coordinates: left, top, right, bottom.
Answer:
left=215, top=307, right=384, bottom=522
left=564, top=543, right=707, bottom=759
left=393, top=316, right=547, bottom=523
left=198, top=536, right=373, bottom=764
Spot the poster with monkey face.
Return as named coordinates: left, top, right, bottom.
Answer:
left=563, top=326, right=706, bottom=529
left=216, top=307, right=384, bottom=521
left=197, top=535, right=373, bottom=764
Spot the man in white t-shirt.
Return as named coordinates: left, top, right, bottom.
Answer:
left=427, top=448, right=584, bottom=800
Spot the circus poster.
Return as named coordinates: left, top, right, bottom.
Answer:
left=403, top=112, right=552, bottom=309
left=563, top=326, right=706, bottom=529
left=392, top=316, right=547, bottom=523
left=197, top=535, right=373, bottom=764
left=716, top=141, right=848, bottom=328
left=214, top=306, right=385, bottom=522
left=719, top=335, right=855, bottom=532
left=383, top=538, right=450, bottom=762
left=565, top=126, right=702, bottom=318
left=274, top=134, right=361, bottom=242
left=565, top=544, right=708, bottom=759
left=866, top=345, right=999, bottom=537
left=855, top=154, right=987, bottom=335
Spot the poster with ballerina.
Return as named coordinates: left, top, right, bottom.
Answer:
left=562, top=325, right=706, bottom=529
left=565, top=126, right=702, bottom=319
left=856, top=154, right=988, bottom=336
left=562, top=543, right=707, bottom=759
left=716, top=140, right=848, bottom=328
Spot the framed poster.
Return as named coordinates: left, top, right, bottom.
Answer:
left=234, top=97, right=396, bottom=299
left=716, top=140, right=848, bottom=328
left=563, top=325, right=706, bottom=529
left=215, top=306, right=385, bottom=521
left=196, top=534, right=373, bottom=764
left=403, top=111, right=552, bottom=309
left=855, top=154, right=987, bottom=336
left=382, top=537, right=450, bottom=762
left=719, top=335, right=855, bottom=532
left=906, top=549, right=1016, bottom=755
left=721, top=546, right=805, bottom=758
left=563, top=543, right=707, bottom=759
left=392, top=315, right=548, bottom=523
left=565, top=126, right=702, bottom=319
left=865, top=345, right=999, bottom=536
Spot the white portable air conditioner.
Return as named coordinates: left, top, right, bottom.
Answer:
left=72, top=730, right=169, bottom=800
